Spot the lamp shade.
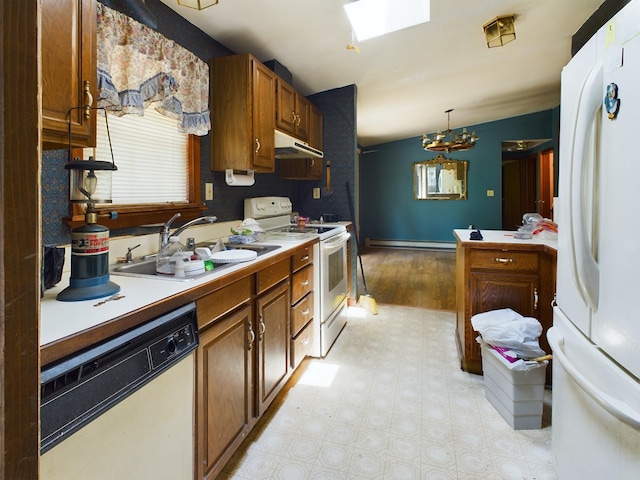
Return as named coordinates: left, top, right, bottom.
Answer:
left=483, top=15, right=516, bottom=48
left=65, top=158, right=117, bottom=204
left=177, top=0, right=218, bottom=10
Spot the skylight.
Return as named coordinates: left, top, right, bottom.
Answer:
left=344, top=0, right=431, bottom=41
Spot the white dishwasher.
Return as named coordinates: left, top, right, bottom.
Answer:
left=40, top=303, right=198, bottom=480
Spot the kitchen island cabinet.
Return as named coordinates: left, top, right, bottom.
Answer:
left=42, top=0, right=96, bottom=149
left=454, top=230, right=556, bottom=383
left=210, top=54, right=276, bottom=172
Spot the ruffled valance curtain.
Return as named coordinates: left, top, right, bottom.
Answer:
left=96, top=3, right=210, bottom=136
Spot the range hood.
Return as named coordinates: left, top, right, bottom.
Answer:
left=274, top=130, right=324, bottom=159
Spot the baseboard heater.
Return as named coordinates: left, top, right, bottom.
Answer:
left=365, top=238, right=456, bottom=250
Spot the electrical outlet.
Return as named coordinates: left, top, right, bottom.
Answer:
left=487, top=189, right=494, bottom=197
left=313, top=187, right=321, bottom=199
left=205, top=183, right=214, bottom=200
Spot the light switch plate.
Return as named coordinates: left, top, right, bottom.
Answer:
left=487, top=190, right=494, bottom=197
left=205, top=183, right=213, bottom=200
left=313, top=188, right=320, bottom=199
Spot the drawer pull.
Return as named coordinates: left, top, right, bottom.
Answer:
left=301, top=336, right=309, bottom=346
left=301, top=308, right=310, bottom=316
left=300, top=255, right=310, bottom=261
left=83, top=81, right=93, bottom=119
left=301, top=280, right=310, bottom=287
left=258, top=314, right=266, bottom=341
left=247, top=324, right=255, bottom=350
left=534, top=287, right=539, bottom=310
left=493, top=257, right=514, bottom=264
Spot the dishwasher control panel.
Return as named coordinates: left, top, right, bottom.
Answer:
left=150, top=322, right=197, bottom=369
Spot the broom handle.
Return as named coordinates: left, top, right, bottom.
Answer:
left=345, top=181, right=370, bottom=294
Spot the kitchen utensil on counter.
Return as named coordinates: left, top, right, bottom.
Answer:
left=210, top=249, right=258, bottom=264
left=321, top=213, right=339, bottom=223
left=345, top=180, right=378, bottom=315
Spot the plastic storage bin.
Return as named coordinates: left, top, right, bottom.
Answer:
left=480, top=342, right=547, bottom=430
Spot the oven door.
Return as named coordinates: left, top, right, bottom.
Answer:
left=319, top=231, right=350, bottom=323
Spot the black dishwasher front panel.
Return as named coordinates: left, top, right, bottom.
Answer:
left=40, top=302, right=198, bottom=454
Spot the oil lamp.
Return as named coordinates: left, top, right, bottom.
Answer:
left=57, top=108, right=120, bottom=302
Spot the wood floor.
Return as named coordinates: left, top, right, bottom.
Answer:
left=356, top=247, right=456, bottom=311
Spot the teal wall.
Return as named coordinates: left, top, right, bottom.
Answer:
left=359, top=109, right=558, bottom=244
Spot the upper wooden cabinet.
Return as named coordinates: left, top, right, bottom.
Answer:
left=279, top=103, right=323, bottom=180
left=210, top=54, right=276, bottom=172
left=309, top=103, right=323, bottom=150
left=276, top=79, right=310, bottom=141
left=42, top=0, right=97, bottom=149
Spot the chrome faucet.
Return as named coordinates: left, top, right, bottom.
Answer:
left=160, top=214, right=217, bottom=250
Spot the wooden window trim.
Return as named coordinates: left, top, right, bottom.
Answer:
left=63, top=135, right=206, bottom=230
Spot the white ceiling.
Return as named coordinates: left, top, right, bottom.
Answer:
left=160, top=0, right=604, bottom=147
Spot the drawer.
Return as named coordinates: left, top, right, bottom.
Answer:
left=291, top=292, right=313, bottom=337
left=196, top=276, right=252, bottom=329
left=256, top=257, right=290, bottom=295
left=291, top=265, right=313, bottom=305
left=470, top=249, right=538, bottom=272
left=291, top=320, right=314, bottom=369
left=291, top=245, right=313, bottom=272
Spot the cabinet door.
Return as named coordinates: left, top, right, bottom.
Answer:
left=256, top=281, right=290, bottom=416
left=469, top=272, right=539, bottom=365
left=294, top=94, right=311, bottom=141
left=42, top=0, right=96, bottom=149
left=276, top=80, right=297, bottom=135
left=309, top=104, right=323, bottom=150
left=252, top=60, right=276, bottom=171
left=196, top=305, right=254, bottom=480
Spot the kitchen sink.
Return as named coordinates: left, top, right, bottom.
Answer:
left=110, top=243, right=281, bottom=281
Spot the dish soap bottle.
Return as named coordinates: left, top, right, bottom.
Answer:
left=156, top=236, right=186, bottom=275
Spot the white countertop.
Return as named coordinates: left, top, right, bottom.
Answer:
left=453, top=229, right=558, bottom=251
left=40, top=238, right=310, bottom=348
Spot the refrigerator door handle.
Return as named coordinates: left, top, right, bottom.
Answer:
left=568, top=62, right=602, bottom=311
left=548, top=326, right=640, bottom=430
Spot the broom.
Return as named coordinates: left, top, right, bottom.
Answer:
left=346, top=181, right=378, bottom=314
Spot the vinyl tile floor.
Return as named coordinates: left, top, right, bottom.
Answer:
left=219, top=305, right=556, bottom=480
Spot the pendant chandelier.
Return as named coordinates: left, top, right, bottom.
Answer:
left=422, top=109, right=479, bottom=153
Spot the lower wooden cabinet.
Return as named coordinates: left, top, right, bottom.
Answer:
left=256, top=281, right=291, bottom=417
left=194, top=245, right=316, bottom=479
left=195, top=305, right=253, bottom=480
left=455, top=234, right=556, bottom=384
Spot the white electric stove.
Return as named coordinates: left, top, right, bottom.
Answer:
left=244, top=197, right=350, bottom=357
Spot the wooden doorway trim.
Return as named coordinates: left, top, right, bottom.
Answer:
left=1, top=2, right=41, bottom=478
left=538, top=148, right=554, bottom=218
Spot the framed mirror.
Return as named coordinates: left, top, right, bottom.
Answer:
left=413, top=154, right=468, bottom=200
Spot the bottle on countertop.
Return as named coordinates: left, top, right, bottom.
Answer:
left=156, top=236, right=186, bottom=275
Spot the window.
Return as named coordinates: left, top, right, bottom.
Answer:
left=66, top=109, right=204, bottom=229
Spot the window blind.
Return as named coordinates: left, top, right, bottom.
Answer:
left=84, top=109, right=188, bottom=205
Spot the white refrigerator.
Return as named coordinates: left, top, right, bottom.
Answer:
left=550, top=0, right=640, bottom=478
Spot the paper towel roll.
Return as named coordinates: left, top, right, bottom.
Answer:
left=225, top=169, right=255, bottom=186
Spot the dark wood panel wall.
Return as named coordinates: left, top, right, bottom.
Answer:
left=1, top=1, right=41, bottom=478
left=572, top=0, right=632, bottom=55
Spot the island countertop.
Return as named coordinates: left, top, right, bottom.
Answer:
left=453, top=229, right=557, bottom=254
